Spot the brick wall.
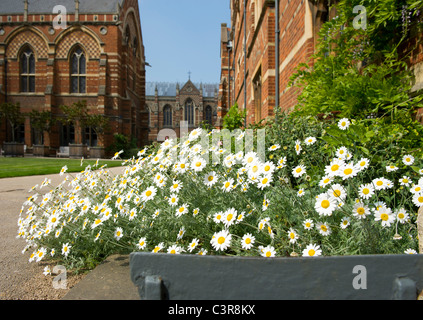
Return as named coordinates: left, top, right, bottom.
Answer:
left=0, top=0, right=148, bottom=155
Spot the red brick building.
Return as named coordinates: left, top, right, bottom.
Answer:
left=146, top=80, right=219, bottom=142
left=218, top=0, right=337, bottom=127
left=0, top=0, right=148, bottom=157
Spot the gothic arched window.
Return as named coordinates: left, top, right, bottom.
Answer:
left=185, top=99, right=194, bottom=126
left=205, top=105, right=212, bottom=125
left=20, top=47, right=35, bottom=92
left=70, top=47, right=86, bottom=93
left=163, top=105, right=172, bottom=127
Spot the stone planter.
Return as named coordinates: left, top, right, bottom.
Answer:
left=130, top=252, right=423, bottom=300
left=89, top=146, right=105, bottom=159
left=3, top=142, right=25, bottom=157
left=69, top=144, right=88, bottom=159
left=33, top=145, right=50, bottom=157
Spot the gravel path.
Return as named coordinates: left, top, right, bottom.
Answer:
left=0, top=165, right=125, bottom=300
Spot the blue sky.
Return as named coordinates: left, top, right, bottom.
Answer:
left=139, top=0, right=231, bottom=84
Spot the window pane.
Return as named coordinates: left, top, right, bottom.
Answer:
left=79, top=76, right=86, bottom=93
left=29, top=76, right=35, bottom=92
left=29, top=54, right=35, bottom=74
left=79, top=54, right=86, bottom=74
left=21, top=55, right=28, bottom=74
left=71, top=54, right=79, bottom=74
left=71, top=76, right=78, bottom=93
left=21, top=76, right=27, bottom=92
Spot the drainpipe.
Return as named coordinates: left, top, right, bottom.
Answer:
left=275, top=0, right=280, bottom=123
left=24, top=0, right=28, bottom=22
left=244, top=0, right=247, bottom=128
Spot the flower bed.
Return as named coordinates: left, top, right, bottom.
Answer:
left=17, top=115, right=422, bottom=272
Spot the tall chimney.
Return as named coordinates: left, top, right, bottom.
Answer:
left=75, top=0, right=80, bottom=22
left=24, top=0, right=28, bottom=22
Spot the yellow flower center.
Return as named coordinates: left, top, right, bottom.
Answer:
left=418, top=197, right=423, bottom=203
left=344, top=168, right=353, bottom=175
left=218, top=237, right=225, bottom=245
left=195, top=162, right=202, bottom=167
left=362, top=188, right=370, bottom=195
left=398, top=213, right=405, bottom=219
left=179, top=207, right=185, bottom=213
left=308, top=249, right=316, bottom=256
left=262, top=178, right=269, bottom=184
left=332, top=190, right=341, bottom=198
left=357, top=207, right=365, bottom=215
left=266, top=251, right=272, bottom=257
left=146, top=190, right=152, bottom=197
left=321, top=225, right=328, bottom=232
left=208, top=176, right=214, bottom=181
left=296, top=168, right=302, bottom=173
left=321, top=200, right=330, bottom=209
left=245, top=238, right=251, bottom=244
left=225, top=182, right=230, bottom=188
left=376, top=181, right=383, bottom=186
left=331, top=164, right=339, bottom=172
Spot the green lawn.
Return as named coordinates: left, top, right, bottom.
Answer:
left=0, top=157, right=124, bottom=179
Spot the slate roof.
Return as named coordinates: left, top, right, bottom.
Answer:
left=0, top=0, right=122, bottom=15
left=146, top=81, right=218, bottom=98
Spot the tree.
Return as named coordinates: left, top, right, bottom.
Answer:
left=59, top=100, right=89, bottom=145
left=85, top=114, right=110, bottom=147
left=223, top=103, right=247, bottom=130
left=29, top=110, right=55, bottom=145
left=0, top=102, right=25, bottom=142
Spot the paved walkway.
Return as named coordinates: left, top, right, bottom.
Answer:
left=0, top=166, right=140, bottom=300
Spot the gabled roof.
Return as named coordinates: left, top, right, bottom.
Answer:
left=146, top=81, right=218, bottom=98
left=0, top=0, right=123, bottom=15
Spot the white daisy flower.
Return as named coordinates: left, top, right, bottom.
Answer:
left=141, top=186, right=157, bottom=202
left=317, top=222, right=331, bottom=236
left=352, top=202, right=371, bottom=219
left=412, top=192, right=423, bottom=207
left=167, top=245, right=183, bottom=254
left=399, top=176, right=412, bottom=187
left=325, top=158, right=344, bottom=177
left=410, top=184, right=423, bottom=194
left=210, top=229, right=232, bottom=251
left=327, top=183, right=347, bottom=202
left=386, top=165, right=398, bottom=172
left=374, top=206, right=395, bottom=227
left=404, top=249, right=418, bottom=254
left=402, top=154, right=415, bottom=166
left=260, top=245, right=276, bottom=258
left=170, top=180, right=182, bottom=193
left=297, top=188, right=305, bottom=197
left=191, top=156, right=207, bottom=172
left=339, top=162, right=358, bottom=180
left=395, top=208, right=409, bottom=224
left=319, top=175, right=333, bottom=188
left=302, top=244, right=322, bottom=257
left=204, top=171, right=218, bottom=187
left=152, top=242, right=164, bottom=253
left=187, top=239, right=199, bottom=252
left=62, top=243, right=71, bottom=257
left=287, top=228, right=299, bottom=244
left=336, top=146, right=349, bottom=159
left=355, top=158, right=370, bottom=171
left=213, top=211, right=224, bottom=224
left=241, top=233, right=255, bottom=250
left=137, top=237, right=147, bottom=250
left=268, top=144, right=280, bottom=151
left=358, top=183, right=375, bottom=200
left=338, top=118, right=350, bottom=130
left=277, top=156, right=287, bottom=168
left=292, top=165, right=306, bottom=178
left=168, top=193, right=179, bottom=207
left=243, top=151, right=259, bottom=167
left=315, top=193, right=337, bottom=216
left=175, top=204, right=189, bottom=217
left=303, top=219, right=314, bottom=230
left=294, top=140, right=302, bottom=155
left=222, top=208, right=237, bottom=228
left=304, top=136, right=317, bottom=146
left=372, top=177, right=391, bottom=190
left=257, top=175, right=272, bottom=190
left=222, top=178, right=235, bottom=192
left=340, top=217, right=350, bottom=229
left=114, top=227, right=123, bottom=241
